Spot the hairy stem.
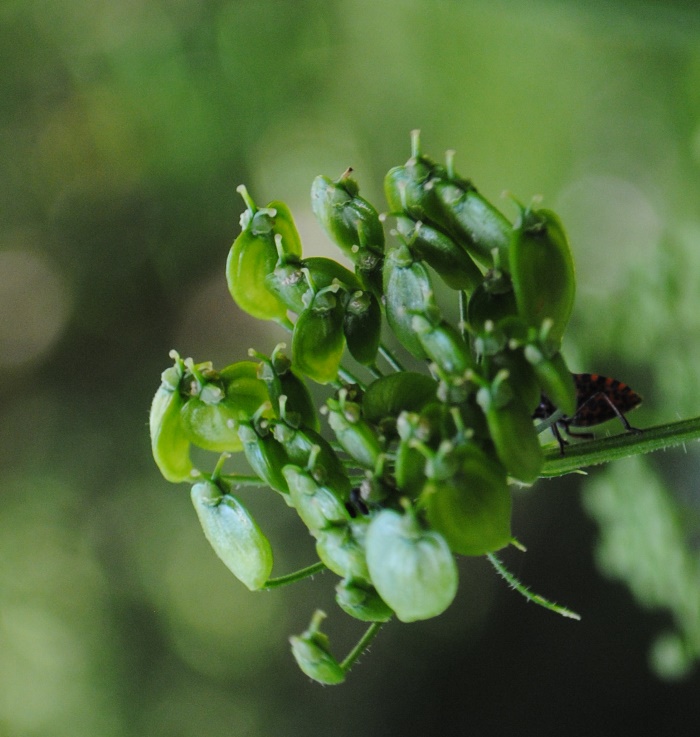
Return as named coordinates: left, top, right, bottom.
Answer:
left=263, top=561, right=327, bottom=589
left=340, top=621, right=386, bottom=673
left=540, top=416, right=700, bottom=478
left=487, top=554, right=580, bottom=620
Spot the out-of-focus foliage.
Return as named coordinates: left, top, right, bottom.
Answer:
left=3, top=0, right=700, bottom=734
left=584, top=456, right=700, bottom=680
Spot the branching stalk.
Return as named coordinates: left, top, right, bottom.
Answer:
left=487, top=554, right=581, bottom=620
left=340, top=621, right=386, bottom=673
left=263, top=561, right=327, bottom=589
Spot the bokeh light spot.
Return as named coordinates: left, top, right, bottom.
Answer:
left=0, top=247, right=71, bottom=368
left=555, top=175, right=662, bottom=293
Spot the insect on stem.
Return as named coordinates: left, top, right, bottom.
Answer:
left=533, top=373, right=643, bottom=454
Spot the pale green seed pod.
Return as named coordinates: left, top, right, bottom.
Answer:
left=365, top=507, right=458, bottom=622
left=383, top=245, right=436, bottom=359
left=326, top=391, right=384, bottom=470
left=150, top=358, right=196, bottom=483
left=290, top=610, right=345, bottom=685
left=315, top=520, right=370, bottom=582
left=191, top=480, right=273, bottom=591
left=292, top=288, right=346, bottom=385
left=335, top=578, right=393, bottom=622
left=226, top=187, right=301, bottom=325
left=238, top=422, right=290, bottom=495
left=282, top=465, right=349, bottom=533
left=180, top=361, right=270, bottom=453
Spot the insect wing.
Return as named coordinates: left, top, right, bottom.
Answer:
left=570, top=373, right=642, bottom=428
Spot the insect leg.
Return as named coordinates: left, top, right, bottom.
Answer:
left=604, top=394, right=643, bottom=433
left=347, top=487, right=369, bottom=517
left=590, top=392, right=643, bottom=434
left=551, top=422, right=569, bottom=456
left=563, top=426, right=595, bottom=440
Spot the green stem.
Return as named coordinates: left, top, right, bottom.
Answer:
left=379, top=343, right=405, bottom=372
left=275, top=315, right=295, bottom=332
left=534, top=408, right=565, bottom=435
left=340, top=621, right=386, bottom=673
left=410, top=129, right=421, bottom=159
left=211, top=453, right=231, bottom=481
left=445, top=149, right=456, bottom=180
left=458, top=290, right=469, bottom=340
left=487, top=554, right=581, bottom=620
left=338, top=366, right=366, bottom=390
left=220, top=473, right=269, bottom=487
left=263, top=561, right=327, bottom=589
left=540, top=415, right=700, bottom=478
left=236, top=183, right=257, bottom=213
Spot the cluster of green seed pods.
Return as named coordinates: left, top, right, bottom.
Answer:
left=149, top=131, right=581, bottom=684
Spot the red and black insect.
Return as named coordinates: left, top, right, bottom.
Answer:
left=533, top=373, right=643, bottom=454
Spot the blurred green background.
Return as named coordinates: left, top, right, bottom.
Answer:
left=3, top=0, right=700, bottom=734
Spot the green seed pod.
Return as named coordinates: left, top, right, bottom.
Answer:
left=353, top=246, right=384, bottom=298
left=524, top=345, right=576, bottom=418
left=254, top=348, right=319, bottom=432
left=335, top=578, right=393, bottom=622
left=304, top=256, right=364, bottom=292
left=383, top=245, right=436, bottom=359
left=412, top=314, right=474, bottom=377
left=226, top=187, right=301, bottom=325
left=466, top=278, right=518, bottom=335
left=292, top=288, right=346, bottom=385
left=326, top=390, right=384, bottom=470
left=315, top=520, right=370, bottom=581
left=395, top=401, right=449, bottom=454
left=476, top=372, right=543, bottom=484
left=423, top=445, right=511, bottom=556
left=355, top=467, right=394, bottom=505
left=489, top=348, right=541, bottom=415
left=290, top=611, right=345, bottom=685
left=394, top=412, right=431, bottom=499
left=365, top=506, right=458, bottom=623
left=420, top=439, right=462, bottom=482
left=180, top=361, right=270, bottom=453
left=282, top=464, right=349, bottom=533
left=180, top=396, right=243, bottom=453
left=394, top=215, right=483, bottom=293
left=267, top=200, right=303, bottom=257
left=343, top=290, right=381, bottom=366
left=311, top=171, right=385, bottom=261
left=452, top=393, right=491, bottom=443
left=384, top=131, right=448, bottom=226
left=279, top=375, right=318, bottom=433
left=310, top=172, right=385, bottom=296
left=150, top=357, right=197, bottom=483
left=265, top=254, right=364, bottom=316
left=509, top=207, right=575, bottom=346
left=433, top=178, right=511, bottom=268
left=361, top=372, right=438, bottom=430
left=272, top=422, right=351, bottom=499
left=394, top=448, right=426, bottom=499
left=263, top=259, right=308, bottom=315
left=220, top=361, right=271, bottom=408
left=191, top=480, right=273, bottom=591
left=238, top=422, right=290, bottom=495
